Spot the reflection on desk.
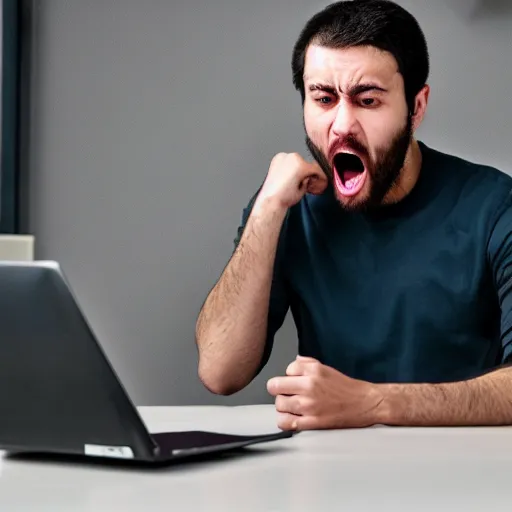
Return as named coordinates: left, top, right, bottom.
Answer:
left=0, top=404, right=510, bottom=512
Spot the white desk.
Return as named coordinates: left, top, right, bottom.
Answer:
left=0, top=404, right=510, bottom=511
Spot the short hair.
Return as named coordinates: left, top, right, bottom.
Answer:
left=291, top=0, right=429, bottom=111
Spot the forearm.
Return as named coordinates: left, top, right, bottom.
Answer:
left=196, top=196, right=287, bottom=394
left=376, top=366, right=512, bottom=426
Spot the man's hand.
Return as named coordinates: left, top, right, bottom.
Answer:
left=266, top=356, right=385, bottom=431
left=256, top=153, right=328, bottom=210
left=267, top=357, right=512, bottom=429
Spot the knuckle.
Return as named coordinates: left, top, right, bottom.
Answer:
left=271, top=153, right=285, bottom=165
left=290, top=153, right=304, bottom=165
left=303, top=377, right=315, bottom=393
left=300, top=397, right=314, bottom=415
left=310, top=362, right=322, bottom=376
left=309, top=375, right=321, bottom=391
left=286, top=361, right=298, bottom=375
left=293, top=396, right=304, bottom=414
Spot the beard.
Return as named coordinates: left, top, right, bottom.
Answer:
left=305, top=113, right=413, bottom=213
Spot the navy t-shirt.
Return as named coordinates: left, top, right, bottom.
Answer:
left=234, top=141, right=512, bottom=383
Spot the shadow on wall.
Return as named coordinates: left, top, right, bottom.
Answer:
left=447, top=0, right=512, bottom=19
left=474, top=0, right=512, bottom=17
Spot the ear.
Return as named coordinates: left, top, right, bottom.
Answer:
left=411, top=84, right=430, bottom=132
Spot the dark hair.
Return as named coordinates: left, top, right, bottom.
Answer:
left=291, top=0, right=429, bottom=111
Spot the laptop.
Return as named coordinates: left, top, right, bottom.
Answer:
left=0, top=260, right=293, bottom=464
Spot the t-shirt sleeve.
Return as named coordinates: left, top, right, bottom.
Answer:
left=233, top=191, right=290, bottom=374
left=487, top=192, right=512, bottom=363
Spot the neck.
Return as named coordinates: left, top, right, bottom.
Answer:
left=382, top=138, right=422, bottom=205
left=383, top=139, right=421, bottom=204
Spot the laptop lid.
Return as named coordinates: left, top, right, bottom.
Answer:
left=0, top=261, right=158, bottom=461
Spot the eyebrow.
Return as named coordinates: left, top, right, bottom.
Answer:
left=308, top=83, right=337, bottom=94
left=350, top=83, right=388, bottom=95
left=307, top=82, right=388, bottom=96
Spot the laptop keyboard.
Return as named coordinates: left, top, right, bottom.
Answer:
left=151, top=430, right=270, bottom=453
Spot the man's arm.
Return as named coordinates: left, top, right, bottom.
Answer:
left=377, top=365, right=512, bottom=426
left=266, top=356, right=512, bottom=431
left=196, top=153, right=327, bottom=396
left=196, top=195, right=288, bottom=395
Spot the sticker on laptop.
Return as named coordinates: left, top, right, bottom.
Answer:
left=84, top=444, right=134, bottom=459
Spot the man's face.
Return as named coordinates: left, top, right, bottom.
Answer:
left=302, top=44, right=413, bottom=212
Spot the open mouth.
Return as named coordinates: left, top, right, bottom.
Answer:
left=333, top=152, right=367, bottom=197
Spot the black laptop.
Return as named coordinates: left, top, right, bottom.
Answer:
left=0, top=260, right=293, bottom=463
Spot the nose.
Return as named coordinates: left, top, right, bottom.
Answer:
left=331, top=100, right=358, bottom=137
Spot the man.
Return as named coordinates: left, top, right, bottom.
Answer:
left=195, top=0, right=512, bottom=430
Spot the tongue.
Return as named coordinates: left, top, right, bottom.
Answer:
left=342, top=170, right=363, bottom=188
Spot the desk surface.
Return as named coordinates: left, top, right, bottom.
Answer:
left=0, top=404, right=510, bottom=511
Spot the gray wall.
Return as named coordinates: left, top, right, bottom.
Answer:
left=23, top=0, right=512, bottom=405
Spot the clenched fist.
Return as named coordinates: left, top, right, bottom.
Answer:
left=257, top=152, right=328, bottom=209
left=267, top=356, right=385, bottom=431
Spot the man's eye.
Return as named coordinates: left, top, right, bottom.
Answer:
left=316, top=97, right=333, bottom=104
left=360, top=98, right=376, bottom=106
